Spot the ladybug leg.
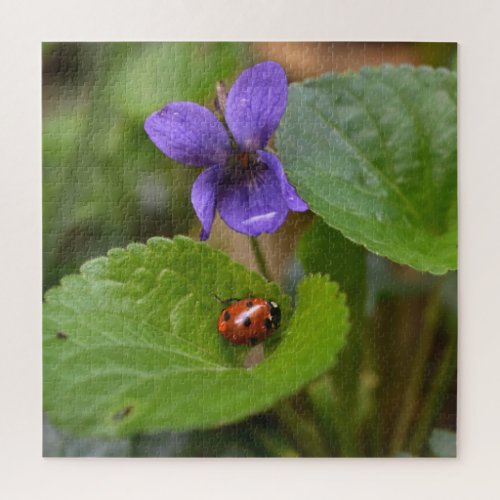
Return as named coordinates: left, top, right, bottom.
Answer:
left=211, top=293, right=240, bottom=305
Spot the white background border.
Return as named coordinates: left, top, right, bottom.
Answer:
left=1, top=0, right=500, bottom=498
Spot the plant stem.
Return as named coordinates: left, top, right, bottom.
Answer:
left=255, top=428, right=300, bottom=457
left=250, top=236, right=272, bottom=281
left=389, top=282, right=443, bottom=455
left=307, top=374, right=341, bottom=455
left=274, top=398, right=330, bottom=457
left=409, top=331, right=457, bottom=455
left=330, top=319, right=365, bottom=457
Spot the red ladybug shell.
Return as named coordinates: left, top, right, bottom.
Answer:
left=217, top=298, right=281, bottom=346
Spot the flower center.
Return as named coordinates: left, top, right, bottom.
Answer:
left=238, top=152, right=250, bottom=168
left=226, top=150, right=260, bottom=171
left=222, top=151, right=267, bottom=187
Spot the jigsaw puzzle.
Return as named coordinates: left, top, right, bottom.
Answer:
left=42, top=42, right=457, bottom=457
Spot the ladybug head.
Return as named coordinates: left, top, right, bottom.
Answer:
left=268, top=301, right=281, bottom=328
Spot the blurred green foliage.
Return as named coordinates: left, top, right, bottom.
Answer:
left=43, top=42, right=249, bottom=290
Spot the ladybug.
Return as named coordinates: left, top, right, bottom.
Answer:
left=217, top=297, right=281, bottom=346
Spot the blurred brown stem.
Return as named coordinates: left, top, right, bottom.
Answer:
left=409, top=331, right=457, bottom=455
left=389, top=281, right=443, bottom=455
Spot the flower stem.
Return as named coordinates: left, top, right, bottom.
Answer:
left=215, top=80, right=227, bottom=114
left=250, top=236, right=272, bottom=281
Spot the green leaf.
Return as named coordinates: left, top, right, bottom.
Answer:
left=44, top=237, right=349, bottom=437
left=277, top=65, right=457, bottom=274
left=298, top=218, right=366, bottom=316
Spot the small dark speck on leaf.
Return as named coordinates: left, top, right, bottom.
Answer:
left=113, top=405, right=134, bottom=421
left=56, top=331, right=68, bottom=340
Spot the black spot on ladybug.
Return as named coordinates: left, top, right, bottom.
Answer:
left=246, top=301, right=254, bottom=308
left=243, top=316, right=252, bottom=327
left=224, top=310, right=231, bottom=321
left=56, top=331, right=68, bottom=340
left=264, top=318, right=273, bottom=330
left=113, top=405, right=134, bottom=421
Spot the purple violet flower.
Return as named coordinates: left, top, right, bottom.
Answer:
left=144, top=61, right=308, bottom=240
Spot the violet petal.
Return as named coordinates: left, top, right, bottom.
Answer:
left=145, top=102, right=231, bottom=167
left=257, top=150, right=309, bottom=212
left=225, top=61, right=288, bottom=152
left=191, top=165, right=222, bottom=240
left=217, top=165, right=288, bottom=237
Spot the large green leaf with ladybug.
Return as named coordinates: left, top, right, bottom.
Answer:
left=277, top=65, right=457, bottom=274
left=43, top=236, right=349, bottom=437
